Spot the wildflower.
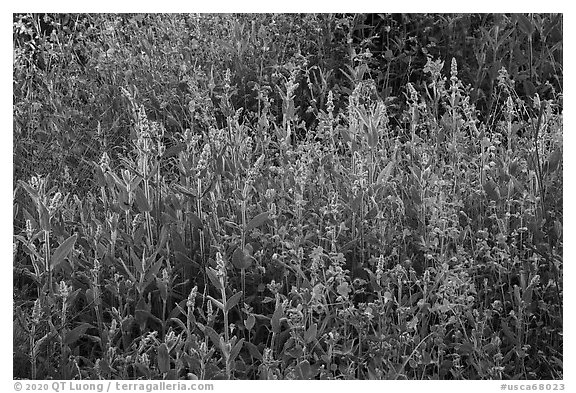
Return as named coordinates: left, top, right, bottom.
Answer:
left=310, top=246, right=324, bottom=282
left=267, top=279, right=282, bottom=295
left=224, top=68, right=232, bottom=90
left=99, top=152, right=110, bottom=171
left=450, top=57, right=458, bottom=80
left=48, top=191, right=62, bottom=213
left=206, top=299, right=214, bottom=322
left=30, top=175, right=40, bottom=189
left=406, top=82, right=418, bottom=102
left=31, top=298, right=42, bottom=324
left=25, top=219, right=34, bottom=240
left=376, top=254, right=385, bottom=282
left=327, top=90, right=334, bottom=119
left=243, top=136, right=254, bottom=155
left=196, top=143, right=211, bottom=172
left=216, top=252, right=226, bottom=280
left=58, top=280, right=70, bottom=299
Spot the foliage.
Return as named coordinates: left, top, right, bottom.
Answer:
left=13, top=13, right=562, bottom=380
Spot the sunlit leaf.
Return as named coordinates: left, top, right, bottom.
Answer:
left=245, top=212, right=269, bottom=232
left=50, top=234, right=77, bottom=268
left=157, top=343, right=170, bottom=374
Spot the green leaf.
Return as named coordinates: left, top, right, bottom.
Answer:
left=517, top=14, right=534, bottom=36
left=337, top=282, right=351, bottom=298
left=50, top=234, right=77, bottom=268
left=304, top=323, right=317, bottom=344
left=186, top=212, right=203, bottom=229
left=37, top=201, right=51, bottom=232
left=172, top=184, right=197, bottom=198
left=483, top=179, right=500, bottom=201
left=271, top=302, right=283, bottom=334
left=377, top=159, right=395, bottom=184
left=244, top=341, right=262, bottom=361
left=364, top=206, right=378, bottom=220
left=143, top=256, right=164, bottom=289
left=230, top=338, right=244, bottom=361
left=294, top=360, right=314, bottom=379
left=93, top=165, right=106, bottom=187
left=231, top=245, right=252, bottom=269
left=203, top=326, right=222, bottom=349
left=207, top=295, right=224, bottom=311
left=225, top=291, right=243, bottom=313
left=134, top=186, right=151, bottom=212
left=157, top=343, right=170, bottom=374
left=245, top=314, right=256, bottom=331
left=18, top=180, right=39, bottom=202
left=245, top=212, right=269, bottom=232
left=206, top=267, right=222, bottom=291
left=545, top=148, right=562, bottom=173
left=162, top=143, right=186, bottom=158
left=64, top=323, right=93, bottom=346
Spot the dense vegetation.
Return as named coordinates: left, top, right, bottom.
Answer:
left=13, top=13, right=563, bottom=380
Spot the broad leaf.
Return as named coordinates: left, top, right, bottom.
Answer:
left=186, top=212, right=203, bottom=229
left=206, top=267, right=222, bottom=291
left=207, top=295, right=224, bottom=311
left=134, top=186, right=151, bottom=212
left=157, top=343, right=170, bottom=373
left=64, top=323, right=93, bottom=346
left=50, top=234, right=77, bottom=268
left=231, top=245, right=252, bottom=269
left=245, top=212, right=270, bottom=232
left=244, top=341, right=262, bottom=361
left=38, top=201, right=51, bottom=232
left=545, top=148, right=562, bottom=173
left=304, top=323, right=317, bottom=344
left=245, top=314, right=256, bottom=330
left=225, top=291, right=243, bottom=313
left=271, top=303, right=283, bottom=334
left=377, top=160, right=395, bottom=184
left=483, top=179, right=500, bottom=201
left=230, top=338, right=244, bottom=361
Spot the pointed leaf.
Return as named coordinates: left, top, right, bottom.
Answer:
left=38, top=201, right=51, bottom=231
left=203, top=326, right=221, bottom=348
left=186, top=212, right=203, bottom=229
left=206, top=267, right=222, bottom=291
left=245, top=314, right=256, bottom=331
left=377, top=160, right=395, bottom=184
left=483, top=179, right=500, bottom=201
left=134, top=186, right=151, bottom=212
left=271, top=303, right=283, bottom=334
left=231, top=246, right=252, bottom=269
left=225, top=291, right=243, bottom=313
left=207, top=295, right=225, bottom=311
left=364, top=206, right=378, bottom=220
left=93, top=165, right=106, bottom=187
left=157, top=343, right=170, bottom=373
left=245, top=212, right=269, bottom=232
left=545, top=148, right=562, bottom=173
left=517, top=14, right=534, bottom=36
left=18, top=180, right=39, bottom=202
left=64, top=323, right=93, bottom=346
left=230, top=338, right=244, bottom=361
left=50, top=234, right=77, bottom=268
left=162, top=143, right=186, bottom=158
left=304, top=323, right=317, bottom=344
left=172, top=184, right=197, bottom=198
left=294, top=360, right=314, bottom=379
left=244, top=341, right=263, bottom=361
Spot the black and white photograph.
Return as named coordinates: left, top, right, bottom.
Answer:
left=12, top=11, right=564, bottom=385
